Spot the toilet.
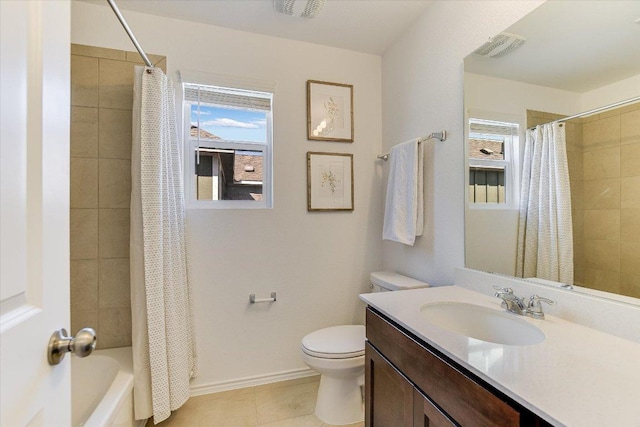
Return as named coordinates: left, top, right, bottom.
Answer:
left=301, top=271, right=430, bottom=425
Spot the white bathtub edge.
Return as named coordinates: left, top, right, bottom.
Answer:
left=82, top=347, right=135, bottom=427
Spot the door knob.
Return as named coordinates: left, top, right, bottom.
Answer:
left=47, top=328, right=97, bottom=365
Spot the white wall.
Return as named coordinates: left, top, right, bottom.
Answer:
left=380, top=1, right=545, bottom=285
left=465, top=209, right=519, bottom=276
left=582, top=73, right=640, bottom=111
left=71, top=2, right=383, bottom=389
left=465, top=73, right=582, bottom=126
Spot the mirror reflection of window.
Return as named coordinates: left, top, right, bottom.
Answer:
left=468, top=118, right=519, bottom=206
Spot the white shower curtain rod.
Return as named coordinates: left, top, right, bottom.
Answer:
left=529, top=95, right=640, bottom=130
left=106, top=0, right=154, bottom=69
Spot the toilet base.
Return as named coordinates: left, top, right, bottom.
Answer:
left=315, top=373, right=364, bottom=425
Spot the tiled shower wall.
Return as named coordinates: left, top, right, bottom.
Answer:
left=528, top=103, right=640, bottom=299
left=578, top=103, right=640, bottom=298
left=70, top=44, right=165, bottom=349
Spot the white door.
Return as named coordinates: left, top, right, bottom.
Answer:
left=0, top=1, right=72, bottom=426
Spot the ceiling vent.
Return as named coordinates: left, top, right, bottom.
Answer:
left=473, top=33, right=526, bottom=58
left=274, top=0, right=326, bottom=18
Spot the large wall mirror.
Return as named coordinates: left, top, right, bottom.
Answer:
left=464, top=1, right=640, bottom=301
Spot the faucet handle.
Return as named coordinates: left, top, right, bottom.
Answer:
left=526, top=295, right=556, bottom=320
left=493, top=286, right=514, bottom=298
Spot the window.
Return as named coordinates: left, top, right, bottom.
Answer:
left=468, top=118, right=519, bottom=207
left=183, top=82, right=273, bottom=208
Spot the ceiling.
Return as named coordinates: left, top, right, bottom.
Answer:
left=80, top=0, right=432, bottom=55
left=464, top=1, right=640, bottom=93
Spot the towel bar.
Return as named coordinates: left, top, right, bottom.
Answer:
left=250, top=292, right=277, bottom=304
left=378, top=130, right=447, bottom=161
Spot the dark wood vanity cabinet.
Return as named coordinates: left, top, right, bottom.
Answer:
left=365, top=342, right=414, bottom=426
left=366, top=341, right=454, bottom=427
left=365, top=308, right=552, bottom=427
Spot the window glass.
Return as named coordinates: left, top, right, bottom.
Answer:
left=468, top=118, right=518, bottom=206
left=190, top=104, right=267, bottom=143
left=184, top=83, right=273, bottom=208
left=194, top=148, right=263, bottom=201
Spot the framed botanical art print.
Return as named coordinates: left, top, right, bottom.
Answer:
left=307, top=80, right=354, bottom=142
left=307, top=152, right=354, bottom=211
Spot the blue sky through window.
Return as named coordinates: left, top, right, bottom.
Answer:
left=191, top=104, right=267, bottom=143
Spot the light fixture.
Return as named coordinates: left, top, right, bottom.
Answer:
left=273, top=0, right=326, bottom=18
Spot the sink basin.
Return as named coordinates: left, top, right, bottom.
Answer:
left=420, top=302, right=545, bottom=345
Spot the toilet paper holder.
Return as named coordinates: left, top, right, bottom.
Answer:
left=249, top=292, right=277, bottom=304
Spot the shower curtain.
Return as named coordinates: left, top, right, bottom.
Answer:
left=131, top=66, right=196, bottom=424
left=516, top=122, right=574, bottom=285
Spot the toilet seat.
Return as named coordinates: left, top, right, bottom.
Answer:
left=301, top=325, right=365, bottom=359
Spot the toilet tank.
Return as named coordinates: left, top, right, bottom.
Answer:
left=369, top=271, right=430, bottom=292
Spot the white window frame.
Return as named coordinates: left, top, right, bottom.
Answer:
left=180, top=73, right=274, bottom=209
left=466, top=112, right=521, bottom=210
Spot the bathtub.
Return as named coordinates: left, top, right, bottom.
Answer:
left=71, top=347, right=142, bottom=427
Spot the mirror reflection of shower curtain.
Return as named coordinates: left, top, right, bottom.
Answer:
left=131, top=66, right=196, bottom=424
left=516, top=122, right=574, bottom=285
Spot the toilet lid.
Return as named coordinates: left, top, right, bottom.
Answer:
left=301, top=325, right=365, bottom=359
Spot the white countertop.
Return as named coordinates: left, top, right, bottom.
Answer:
left=360, top=286, right=640, bottom=427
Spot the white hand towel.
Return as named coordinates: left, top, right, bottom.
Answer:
left=382, top=139, right=424, bottom=245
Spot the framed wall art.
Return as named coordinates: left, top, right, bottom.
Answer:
left=307, top=152, right=354, bottom=211
left=307, top=80, right=354, bottom=142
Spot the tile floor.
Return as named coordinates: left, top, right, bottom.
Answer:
left=156, top=375, right=364, bottom=427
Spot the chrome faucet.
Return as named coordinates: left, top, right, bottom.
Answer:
left=493, top=286, right=526, bottom=315
left=493, top=286, right=556, bottom=319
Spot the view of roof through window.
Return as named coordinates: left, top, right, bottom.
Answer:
left=468, top=118, right=517, bottom=161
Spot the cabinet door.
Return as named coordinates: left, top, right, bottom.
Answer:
left=367, top=308, right=521, bottom=426
left=365, top=342, right=414, bottom=427
left=413, top=389, right=456, bottom=427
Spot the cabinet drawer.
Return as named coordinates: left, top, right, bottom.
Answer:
left=366, top=308, right=520, bottom=427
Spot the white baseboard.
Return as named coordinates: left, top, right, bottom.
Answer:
left=189, top=367, right=317, bottom=397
